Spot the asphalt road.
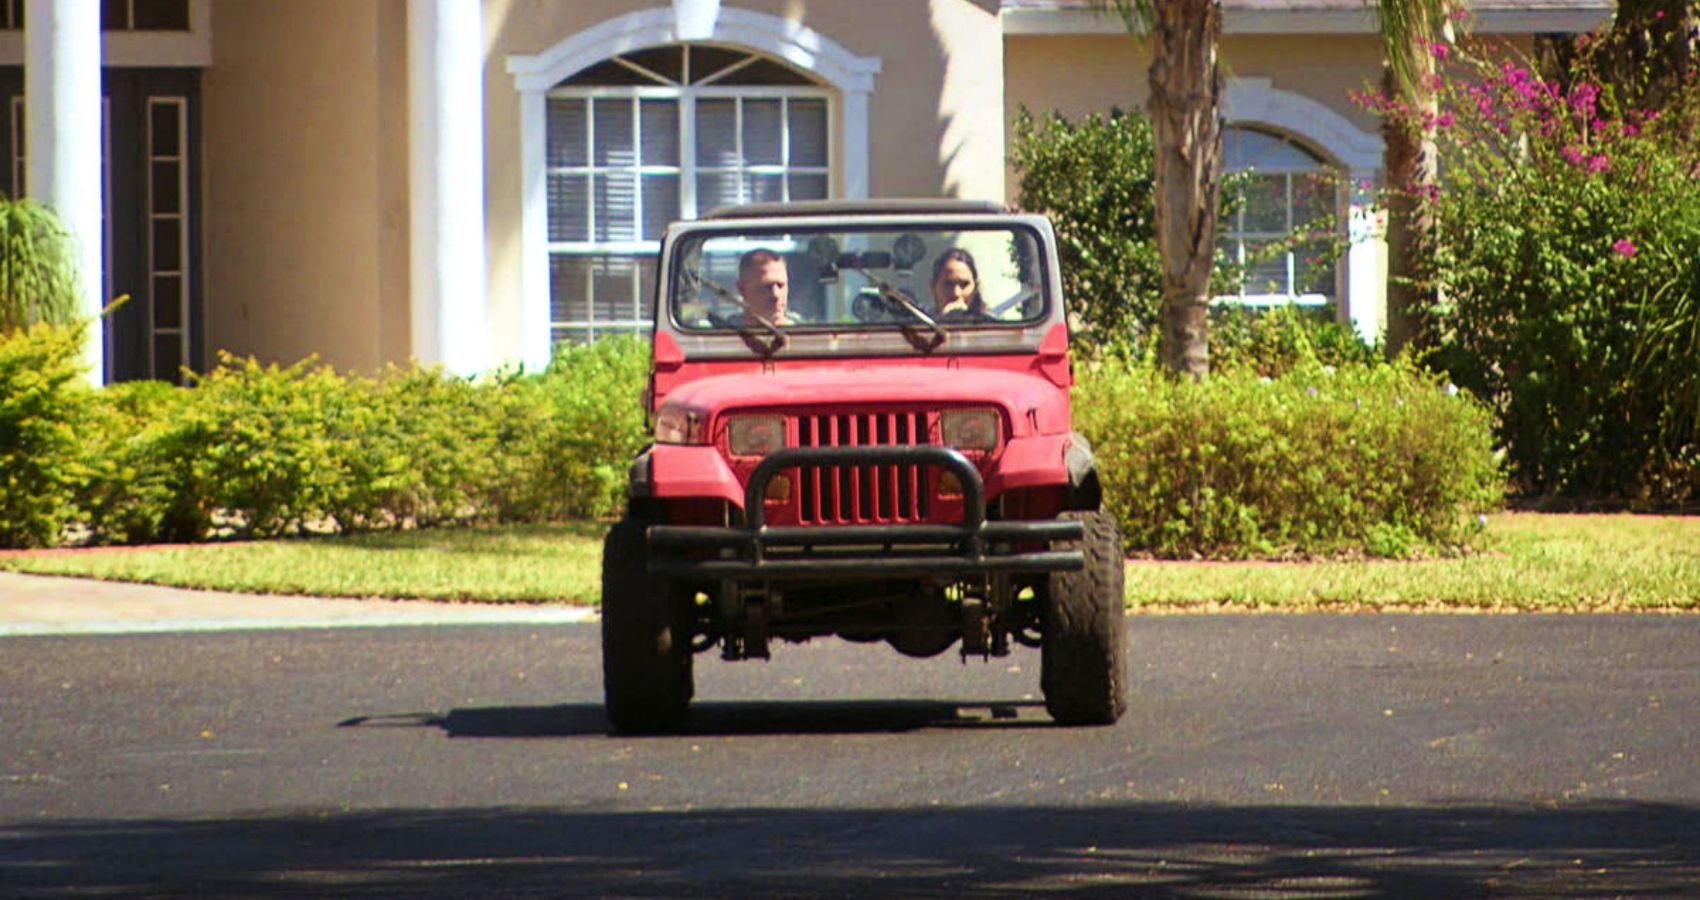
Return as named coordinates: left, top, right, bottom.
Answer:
left=4, top=616, right=1699, bottom=898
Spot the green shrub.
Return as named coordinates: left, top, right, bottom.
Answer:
left=1010, top=107, right=1164, bottom=356
left=1385, top=43, right=1700, bottom=504
left=156, top=355, right=359, bottom=539
left=1075, top=358, right=1502, bottom=558
left=1210, top=303, right=1384, bottom=378
left=531, top=336, right=651, bottom=519
left=80, top=379, right=190, bottom=544
left=0, top=323, right=92, bottom=547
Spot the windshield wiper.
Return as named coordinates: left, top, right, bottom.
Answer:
left=856, top=269, right=947, bottom=352
left=699, top=277, right=788, bottom=357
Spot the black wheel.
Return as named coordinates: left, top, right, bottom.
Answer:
left=1041, top=510, right=1128, bottom=725
left=601, top=517, right=694, bottom=735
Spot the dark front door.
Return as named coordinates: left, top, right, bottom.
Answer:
left=0, top=66, right=203, bottom=383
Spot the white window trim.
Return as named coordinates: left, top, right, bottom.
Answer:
left=507, top=5, right=880, bottom=371
left=1223, top=78, right=1386, bottom=341
left=0, top=0, right=212, bottom=67
left=547, top=83, right=832, bottom=344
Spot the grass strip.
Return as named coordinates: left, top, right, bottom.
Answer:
left=0, top=514, right=1694, bottom=612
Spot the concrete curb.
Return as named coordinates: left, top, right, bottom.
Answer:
left=0, top=571, right=597, bottom=637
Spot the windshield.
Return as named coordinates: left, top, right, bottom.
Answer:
left=670, top=224, right=1048, bottom=336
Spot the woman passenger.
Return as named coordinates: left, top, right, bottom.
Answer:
left=930, top=248, right=988, bottom=321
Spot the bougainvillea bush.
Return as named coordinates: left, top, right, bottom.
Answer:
left=1375, top=39, right=1700, bottom=506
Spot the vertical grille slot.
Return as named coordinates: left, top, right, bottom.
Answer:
left=795, top=411, right=932, bottom=524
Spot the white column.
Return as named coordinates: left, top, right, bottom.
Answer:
left=1345, top=169, right=1387, bottom=344
left=25, top=0, right=104, bottom=385
left=408, top=0, right=489, bottom=376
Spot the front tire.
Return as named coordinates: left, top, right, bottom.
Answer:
left=1041, top=510, right=1128, bottom=725
left=601, top=517, right=694, bottom=735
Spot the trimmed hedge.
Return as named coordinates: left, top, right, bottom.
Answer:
left=2, top=326, right=1500, bottom=556
left=1075, top=358, right=1503, bottom=559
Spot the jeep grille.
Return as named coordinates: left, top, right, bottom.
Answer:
left=795, top=412, right=933, bottom=524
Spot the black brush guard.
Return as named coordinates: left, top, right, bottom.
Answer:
left=646, top=446, right=1084, bottom=580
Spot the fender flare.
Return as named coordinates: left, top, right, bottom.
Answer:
left=1064, top=432, right=1103, bottom=511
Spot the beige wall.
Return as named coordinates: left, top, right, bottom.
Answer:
left=1004, top=33, right=1387, bottom=198
left=202, top=0, right=409, bottom=373
left=482, top=0, right=1007, bottom=365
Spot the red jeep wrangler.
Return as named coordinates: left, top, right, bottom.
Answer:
left=603, top=200, right=1126, bottom=733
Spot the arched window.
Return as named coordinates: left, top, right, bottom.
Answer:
left=1219, top=126, right=1340, bottom=306
left=547, top=45, right=832, bottom=345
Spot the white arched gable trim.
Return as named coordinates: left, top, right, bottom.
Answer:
left=1224, top=78, right=1387, bottom=343
left=505, top=6, right=882, bottom=370
left=1224, top=77, right=1381, bottom=172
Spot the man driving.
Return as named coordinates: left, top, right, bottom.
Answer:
left=736, top=249, right=796, bottom=325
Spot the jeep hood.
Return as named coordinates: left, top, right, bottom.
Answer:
left=658, top=365, right=1072, bottom=436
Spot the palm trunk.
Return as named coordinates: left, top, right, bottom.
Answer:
left=1147, top=0, right=1223, bottom=379
left=1382, top=56, right=1439, bottom=356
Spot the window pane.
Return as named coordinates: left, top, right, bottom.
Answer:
left=552, top=326, right=592, bottom=347
left=697, top=172, right=743, bottom=212
left=133, top=0, right=190, bottom=30
left=639, top=99, right=679, bottom=167
left=742, top=99, right=782, bottom=166
left=1241, top=175, right=1287, bottom=233
left=550, top=255, right=592, bottom=325
left=1292, top=172, right=1335, bottom=227
left=696, top=99, right=737, bottom=168
left=789, top=99, right=827, bottom=167
left=788, top=173, right=828, bottom=201
left=620, top=46, right=684, bottom=84
left=548, top=174, right=589, bottom=241
left=152, top=275, right=183, bottom=329
left=547, top=98, right=588, bottom=168
left=749, top=173, right=784, bottom=204
left=153, top=335, right=183, bottom=383
left=711, top=57, right=815, bottom=86
left=595, top=172, right=638, bottom=241
left=151, top=161, right=181, bottom=215
left=593, top=98, right=634, bottom=167
left=1296, top=242, right=1337, bottom=297
left=636, top=255, right=658, bottom=322
left=593, top=257, right=638, bottom=322
left=688, top=46, right=748, bottom=85
left=1243, top=240, right=1290, bottom=295
left=150, top=103, right=181, bottom=157
left=152, top=219, right=182, bottom=271
left=101, top=0, right=125, bottom=29
left=564, top=59, right=655, bottom=87
left=642, top=174, right=680, bottom=239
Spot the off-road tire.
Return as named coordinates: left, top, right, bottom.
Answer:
left=1041, top=510, right=1128, bottom=725
left=601, top=517, right=694, bottom=735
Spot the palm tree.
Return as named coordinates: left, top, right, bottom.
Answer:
left=1373, top=1, right=1454, bottom=357
left=0, top=197, right=82, bottom=334
left=1098, top=0, right=1224, bottom=379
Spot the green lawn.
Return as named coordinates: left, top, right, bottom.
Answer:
left=0, top=513, right=1695, bottom=612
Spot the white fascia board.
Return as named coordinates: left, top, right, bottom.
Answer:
left=1001, top=7, right=1612, bottom=37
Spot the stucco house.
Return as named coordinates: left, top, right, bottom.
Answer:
left=9, top=0, right=1610, bottom=385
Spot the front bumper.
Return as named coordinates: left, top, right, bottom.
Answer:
left=646, top=445, right=1084, bottom=580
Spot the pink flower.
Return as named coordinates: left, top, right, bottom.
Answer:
left=1430, top=42, right=1451, bottom=61
left=1588, top=154, right=1610, bottom=174
left=1562, top=145, right=1585, bottom=165
left=1613, top=239, right=1637, bottom=258
left=1435, top=111, right=1457, bottom=129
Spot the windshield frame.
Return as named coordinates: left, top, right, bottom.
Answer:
left=660, top=215, right=1057, bottom=354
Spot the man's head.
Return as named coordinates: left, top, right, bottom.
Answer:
left=736, top=249, right=789, bottom=323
